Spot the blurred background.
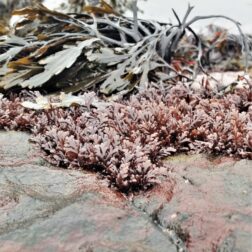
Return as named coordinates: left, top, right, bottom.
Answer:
left=137, top=0, right=252, bottom=33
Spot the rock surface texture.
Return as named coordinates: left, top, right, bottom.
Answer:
left=0, top=131, right=251, bottom=252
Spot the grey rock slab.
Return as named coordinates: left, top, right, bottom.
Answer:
left=0, top=165, right=176, bottom=252
left=133, top=154, right=252, bottom=252
left=0, top=130, right=45, bottom=166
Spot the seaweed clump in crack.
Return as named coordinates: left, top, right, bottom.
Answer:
left=0, top=82, right=252, bottom=193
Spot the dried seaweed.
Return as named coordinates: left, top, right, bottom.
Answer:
left=0, top=2, right=251, bottom=95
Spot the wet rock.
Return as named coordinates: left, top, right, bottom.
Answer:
left=0, top=131, right=176, bottom=252
left=133, top=154, right=252, bottom=252
left=0, top=130, right=45, bottom=166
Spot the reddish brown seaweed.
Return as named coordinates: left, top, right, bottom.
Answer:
left=0, top=84, right=251, bottom=192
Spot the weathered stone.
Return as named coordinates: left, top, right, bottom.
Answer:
left=0, top=130, right=45, bottom=166
left=133, top=154, right=252, bottom=252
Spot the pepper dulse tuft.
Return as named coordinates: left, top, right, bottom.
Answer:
left=1, top=83, right=251, bottom=193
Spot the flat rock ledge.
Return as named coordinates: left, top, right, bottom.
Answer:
left=0, top=131, right=251, bottom=252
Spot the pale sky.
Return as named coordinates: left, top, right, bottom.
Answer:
left=137, top=0, right=252, bottom=32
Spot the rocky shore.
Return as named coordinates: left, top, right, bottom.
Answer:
left=0, top=131, right=251, bottom=251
